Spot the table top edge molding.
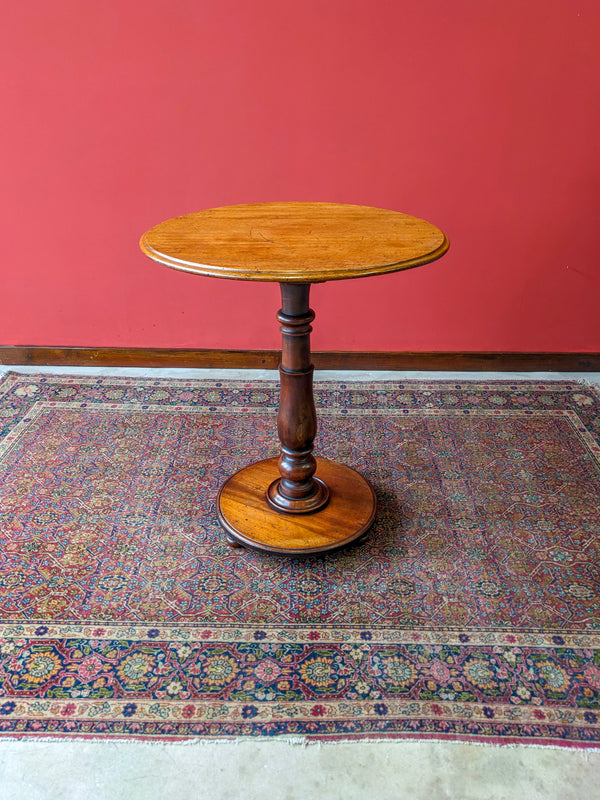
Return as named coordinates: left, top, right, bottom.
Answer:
left=139, top=232, right=450, bottom=283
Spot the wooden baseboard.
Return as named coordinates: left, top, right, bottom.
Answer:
left=1, top=346, right=599, bottom=372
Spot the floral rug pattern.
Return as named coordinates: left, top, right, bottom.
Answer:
left=0, top=373, right=599, bottom=745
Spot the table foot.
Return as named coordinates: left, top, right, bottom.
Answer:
left=217, top=456, right=376, bottom=555
left=225, top=533, right=244, bottom=549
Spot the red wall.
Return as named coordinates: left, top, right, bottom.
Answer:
left=2, top=0, right=599, bottom=352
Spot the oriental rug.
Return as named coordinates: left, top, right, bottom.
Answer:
left=0, top=373, right=599, bottom=746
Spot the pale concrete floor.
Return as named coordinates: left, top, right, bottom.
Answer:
left=1, top=739, right=599, bottom=800
left=1, top=366, right=599, bottom=800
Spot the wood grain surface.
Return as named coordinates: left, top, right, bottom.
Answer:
left=140, top=202, right=449, bottom=282
left=217, top=457, right=377, bottom=555
left=2, top=347, right=599, bottom=372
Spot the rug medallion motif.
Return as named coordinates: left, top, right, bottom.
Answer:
left=0, top=374, right=598, bottom=745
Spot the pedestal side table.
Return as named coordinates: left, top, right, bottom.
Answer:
left=140, top=202, right=449, bottom=555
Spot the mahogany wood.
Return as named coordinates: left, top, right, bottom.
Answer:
left=143, top=202, right=451, bottom=553
left=137, top=202, right=451, bottom=553
left=267, top=283, right=329, bottom=514
left=2, top=347, right=598, bottom=372
left=140, top=202, right=449, bottom=283
left=217, top=457, right=376, bottom=555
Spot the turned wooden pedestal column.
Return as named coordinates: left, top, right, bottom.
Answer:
left=216, top=282, right=378, bottom=554
left=267, top=283, right=328, bottom=515
left=140, top=202, right=449, bottom=556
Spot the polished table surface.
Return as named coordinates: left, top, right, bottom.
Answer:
left=140, top=202, right=449, bottom=555
left=140, top=201, right=449, bottom=283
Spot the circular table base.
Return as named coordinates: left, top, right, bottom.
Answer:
left=217, top=457, right=377, bottom=555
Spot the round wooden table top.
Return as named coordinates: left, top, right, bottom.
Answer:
left=140, top=202, right=449, bottom=283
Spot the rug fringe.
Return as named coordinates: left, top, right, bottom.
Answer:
left=0, top=735, right=597, bottom=751
left=578, top=376, right=600, bottom=388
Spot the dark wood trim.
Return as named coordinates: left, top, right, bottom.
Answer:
left=0, top=347, right=281, bottom=369
left=312, top=351, right=600, bottom=372
left=1, top=346, right=599, bottom=372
